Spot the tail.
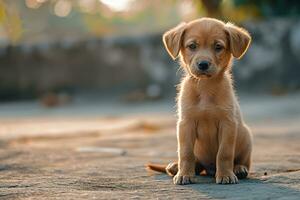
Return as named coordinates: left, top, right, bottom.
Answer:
left=146, top=163, right=167, bottom=173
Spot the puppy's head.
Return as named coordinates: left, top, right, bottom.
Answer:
left=163, top=18, right=251, bottom=79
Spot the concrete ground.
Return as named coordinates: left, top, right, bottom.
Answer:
left=0, top=94, right=299, bottom=199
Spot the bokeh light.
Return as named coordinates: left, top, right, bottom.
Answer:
left=99, top=0, right=133, bottom=12
left=25, top=0, right=42, bottom=9
left=54, top=0, right=72, bottom=17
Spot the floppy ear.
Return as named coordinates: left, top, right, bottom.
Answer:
left=163, top=22, right=187, bottom=60
left=225, top=23, right=251, bottom=59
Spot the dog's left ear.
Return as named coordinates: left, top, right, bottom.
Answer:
left=225, top=23, right=251, bottom=59
left=163, top=22, right=187, bottom=60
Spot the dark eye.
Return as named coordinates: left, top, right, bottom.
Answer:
left=214, top=43, right=224, bottom=52
left=187, top=43, right=197, bottom=50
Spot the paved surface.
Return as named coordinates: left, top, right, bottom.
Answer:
left=0, top=94, right=299, bottom=199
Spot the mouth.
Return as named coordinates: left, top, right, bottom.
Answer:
left=199, top=72, right=212, bottom=77
left=193, top=71, right=213, bottom=79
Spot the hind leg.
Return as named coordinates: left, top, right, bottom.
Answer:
left=234, top=125, right=252, bottom=179
left=166, top=162, right=205, bottom=176
left=234, top=152, right=251, bottom=179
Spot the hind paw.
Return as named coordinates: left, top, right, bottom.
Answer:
left=234, top=165, right=248, bottom=179
left=166, top=162, right=178, bottom=176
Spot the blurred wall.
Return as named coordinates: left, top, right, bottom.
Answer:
left=1, top=18, right=300, bottom=101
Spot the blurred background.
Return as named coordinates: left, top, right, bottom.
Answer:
left=0, top=0, right=300, bottom=118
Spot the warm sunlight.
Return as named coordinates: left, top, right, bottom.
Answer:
left=0, top=1, right=299, bottom=199
left=99, top=0, right=133, bottom=11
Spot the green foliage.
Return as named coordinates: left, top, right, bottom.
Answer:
left=0, top=1, right=23, bottom=44
left=1, top=0, right=300, bottom=45
left=232, top=0, right=300, bottom=17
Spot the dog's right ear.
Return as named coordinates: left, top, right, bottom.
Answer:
left=163, top=22, right=187, bottom=60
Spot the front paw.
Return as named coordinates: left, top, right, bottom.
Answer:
left=173, top=174, right=195, bottom=185
left=216, top=172, right=238, bottom=184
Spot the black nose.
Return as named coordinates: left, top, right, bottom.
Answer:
left=197, top=61, right=211, bottom=71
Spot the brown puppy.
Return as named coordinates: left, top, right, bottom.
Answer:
left=148, top=18, right=252, bottom=185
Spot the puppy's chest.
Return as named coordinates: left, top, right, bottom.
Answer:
left=195, top=95, right=220, bottom=115
left=181, top=93, right=228, bottom=119
left=198, top=95, right=214, bottom=107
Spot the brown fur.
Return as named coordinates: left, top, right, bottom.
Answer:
left=147, top=18, right=252, bottom=185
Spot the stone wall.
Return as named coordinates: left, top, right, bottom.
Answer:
left=0, top=18, right=300, bottom=101
left=235, top=18, right=300, bottom=93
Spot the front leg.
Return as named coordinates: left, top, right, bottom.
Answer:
left=216, top=120, right=238, bottom=184
left=173, top=120, right=196, bottom=185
